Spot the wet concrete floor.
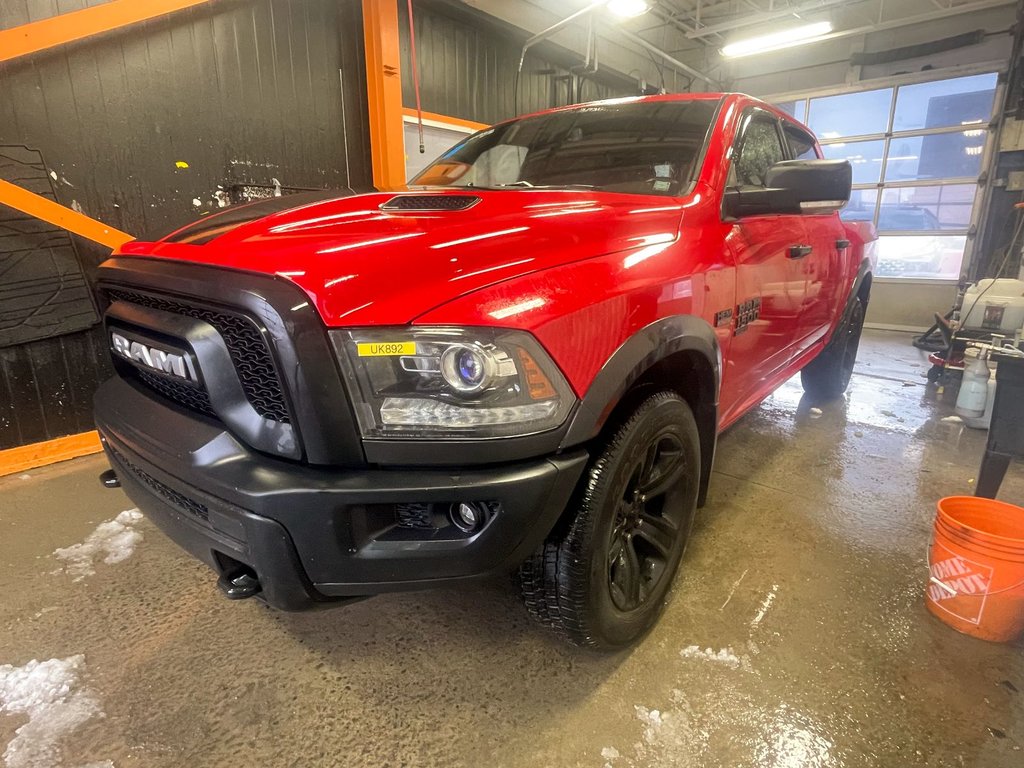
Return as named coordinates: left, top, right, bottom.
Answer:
left=1, top=330, right=1022, bottom=767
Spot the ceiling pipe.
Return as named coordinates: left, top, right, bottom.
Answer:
left=514, top=1, right=720, bottom=101
left=517, top=0, right=607, bottom=72
left=615, top=26, right=721, bottom=88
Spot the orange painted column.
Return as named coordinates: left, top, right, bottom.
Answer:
left=363, top=0, right=407, bottom=191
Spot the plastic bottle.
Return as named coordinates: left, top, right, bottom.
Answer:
left=956, top=348, right=991, bottom=420
left=964, top=374, right=997, bottom=430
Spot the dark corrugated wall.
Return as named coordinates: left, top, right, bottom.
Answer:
left=0, top=0, right=372, bottom=450
left=398, top=0, right=634, bottom=126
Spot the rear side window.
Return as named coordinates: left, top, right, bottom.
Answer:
left=783, top=123, right=819, bottom=160
left=731, top=114, right=785, bottom=188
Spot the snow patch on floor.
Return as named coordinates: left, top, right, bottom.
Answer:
left=0, top=656, right=108, bottom=768
left=679, top=645, right=754, bottom=672
left=53, top=510, right=144, bottom=582
left=603, top=691, right=708, bottom=767
left=634, top=693, right=699, bottom=764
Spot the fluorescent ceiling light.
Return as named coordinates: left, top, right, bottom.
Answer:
left=721, top=21, right=834, bottom=58
left=607, top=0, right=649, bottom=19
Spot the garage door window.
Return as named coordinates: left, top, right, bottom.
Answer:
left=821, top=139, right=886, bottom=185
left=777, top=72, right=998, bottom=280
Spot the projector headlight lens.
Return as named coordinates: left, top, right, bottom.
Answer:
left=441, top=344, right=492, bottom=393
left=331, top=327, right=575, bottom=439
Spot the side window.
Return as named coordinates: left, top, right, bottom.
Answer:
left=731, top=115, right=785, bottom=188
left=783, top=123, right=819, bottom=160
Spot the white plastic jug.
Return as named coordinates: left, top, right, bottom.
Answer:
left=955, top=350, right=991, bottom=420
left=962, top=279, right=1024, bottom=333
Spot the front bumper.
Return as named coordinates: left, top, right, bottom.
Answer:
left=95, top=376, right=588, bottom=610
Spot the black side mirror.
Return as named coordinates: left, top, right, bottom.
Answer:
left=724, top=159, right=852, bottom=218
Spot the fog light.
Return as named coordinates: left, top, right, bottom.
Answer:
left=451, top=502, right=484, bottom=532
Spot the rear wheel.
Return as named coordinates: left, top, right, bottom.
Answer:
left=801, top=295, right=866, bottom=400
left=517, top=391, right=700, bottom=650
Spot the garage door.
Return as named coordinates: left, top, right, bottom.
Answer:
left=776, top=71, right=998, bottom=282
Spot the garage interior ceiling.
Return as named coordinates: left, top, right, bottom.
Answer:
left=463, top=0, right=1017, bottom=90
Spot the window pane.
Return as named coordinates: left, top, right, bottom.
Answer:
left=884, top=133, right=985, bottom=182
left=892, top=73, right=998, bottom=132
left=807, top=88, right=893, bottom=138
left=783, top=123, right=817, bottom=160
left=404, top=123, right=472, bottom=181
left=821, top=139, right=886, bottom=184
left=733, top=117, right=785, bottom=187
left=877, top=185, right=976, bottom=231
left=840, top=189, right=878, bottom=223
left=775, top=100, right=807, bottom=124
left=876, top=235, right=966, bottom=279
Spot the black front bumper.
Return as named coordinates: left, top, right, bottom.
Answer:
left=95, top=376, right=588, bottom=611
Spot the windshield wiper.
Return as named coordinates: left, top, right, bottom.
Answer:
left=484, top=182, right=598, bottom=190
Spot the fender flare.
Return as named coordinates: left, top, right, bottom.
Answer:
left=559, top=315, right=721, bottom=505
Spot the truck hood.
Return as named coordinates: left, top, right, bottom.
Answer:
left=118, top=190, right=686, bottom=326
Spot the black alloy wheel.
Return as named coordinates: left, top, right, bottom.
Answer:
left=801, top=294, right=867, bottom=400
left=518, top=391, right=701, bottom=649
left=607, top=431, right=688, bottom=612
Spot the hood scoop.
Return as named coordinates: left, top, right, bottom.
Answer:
left=380, top=194, right=481, bottom=212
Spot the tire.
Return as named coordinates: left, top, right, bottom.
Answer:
left=517, top=391, right=701, bottom=650
left=800, top=295, right=866, bottom=400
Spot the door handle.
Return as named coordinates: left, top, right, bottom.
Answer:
left=788, top=245, right=813, bottom=259
left=836, top=239, right=851, bottom=250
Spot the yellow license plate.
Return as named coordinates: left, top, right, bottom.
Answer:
left=356, top=341, right=416, bottom=357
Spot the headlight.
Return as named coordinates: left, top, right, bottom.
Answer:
left=330, top=327, right=575, bottom=439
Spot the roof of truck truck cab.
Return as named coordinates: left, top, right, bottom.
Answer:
left=508, top=92, right=728, bottom=123
left=504, top=92, right=814, bottom=139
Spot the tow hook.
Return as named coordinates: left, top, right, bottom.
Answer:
left=217, top=567, right=262, bottom=600
left=99, top=469, right=121, bottom=488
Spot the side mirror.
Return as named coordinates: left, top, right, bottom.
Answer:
left=724, top=159, right=852, bottom=218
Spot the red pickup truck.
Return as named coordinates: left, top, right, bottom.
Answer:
left=95, top=93, right=876, bottom=649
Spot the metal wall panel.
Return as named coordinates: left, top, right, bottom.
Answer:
left=398, top=0, right=633, bottom=126
left=0, top=145, right=100, bottom=348
left=0, top=0, right=372, bottom=449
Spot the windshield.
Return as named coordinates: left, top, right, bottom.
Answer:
left=411, top=99, right=721, bottom=197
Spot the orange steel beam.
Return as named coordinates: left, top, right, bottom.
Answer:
left=0, top=179, right=132, bottom=249
left=0, top=0, right=214, bottom=64
left=401, top=108, right=489, bottom=133
left=363, top=0, right=406, bottom=191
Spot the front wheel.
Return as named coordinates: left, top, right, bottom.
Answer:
left=801, top=295, right=866, bottom=400
left=517, top=391, right=701, bottom=650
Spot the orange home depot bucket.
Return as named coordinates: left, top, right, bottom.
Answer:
left=926, top=496, right=1024, bottom=643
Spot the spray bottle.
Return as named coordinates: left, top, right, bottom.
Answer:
left=956, top=346, right=992, bottom=422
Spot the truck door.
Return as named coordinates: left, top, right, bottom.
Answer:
left=781, top=120, right=848, bottom=350
left=719, top=110, right=808, bottom=423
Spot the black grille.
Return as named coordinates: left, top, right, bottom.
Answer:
left=395, top=502, right=434, bottom=529
left=110, top=447, right=209, bottom=523
left=380, top=194, right=480, bottom=211
left=136, top=370, right=216, bottom=418
left=106, top=289, right=290, bottom=423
